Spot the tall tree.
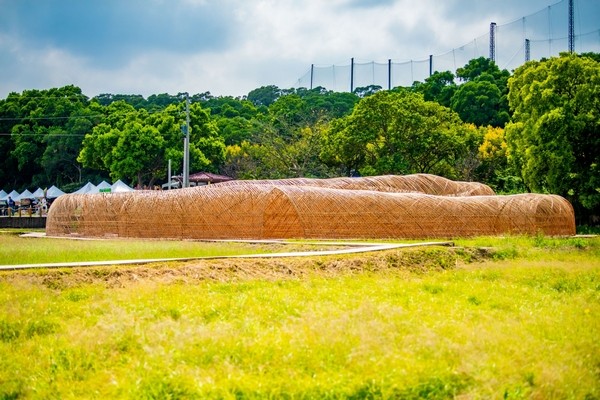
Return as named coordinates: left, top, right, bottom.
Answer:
left=247, top=85, right=284, bottom=107
left=451, top=75, right=509, bottom=127
left=505, top=53, right=600, bottom=217
left=0, top=86, right=91, bottom=189
left=79, top=101, right=225, bottom=187
left=451, top=57, right=511, bottom=127
left=412, top=71, right=456, bottom=107
left=321, top=90, right=475, bottom=178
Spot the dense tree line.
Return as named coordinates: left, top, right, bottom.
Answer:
left=0, top=54, right=598, bottom=222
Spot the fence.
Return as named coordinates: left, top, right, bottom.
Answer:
left=295, top=0, right=600, bottom=91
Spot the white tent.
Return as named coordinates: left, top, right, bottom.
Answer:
left=97, top=181, right=111, bottom=190
left=0, top=190, right=7, bottom=200
left=73, top=182, right=96, bottom=194
left=46, top=185, right=66, bottom=198
left=111, top=180, right=134, bottom=192
left=32, top=188, right=45, bottom=198
left=2, top=190, right=20, bottom=201
left=15, top=189, right=35, bottom=202
left=90, top=181, right=112, bottom=193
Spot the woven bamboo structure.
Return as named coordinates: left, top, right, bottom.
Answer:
left=213, top=174, right=495, bottom=196
left=46, top=174, right=575, bottom=239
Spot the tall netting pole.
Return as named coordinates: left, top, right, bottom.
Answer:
left=388, top=59, right=392, bottom=90
left=429, top=55, right=433, bottom=76
left=350, top=58, right=355, bottom=93
left=489, top=22, right=497, bottom=62
left=568, top=0, right=575, bottom=53
left=525, top=38, right=531, bottom=62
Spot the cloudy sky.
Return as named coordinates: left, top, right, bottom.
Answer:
left=1, top=0, right=597, bottom=98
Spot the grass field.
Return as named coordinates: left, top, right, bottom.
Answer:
left=0, top=233, right=598, bottom=399
left=0, top=231, right=351, bottom=266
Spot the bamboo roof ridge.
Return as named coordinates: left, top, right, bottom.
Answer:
left=213, top=174, right=495, bottom=196
left=46, top=175, right=575, bottom=239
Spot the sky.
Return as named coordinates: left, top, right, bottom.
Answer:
left=1, top=0, right=598, bottom=99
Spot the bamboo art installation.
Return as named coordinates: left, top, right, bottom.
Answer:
left=46, top=174, right=575, bottom=239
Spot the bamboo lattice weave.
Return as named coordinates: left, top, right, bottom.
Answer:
left=46, top=175, right=575, bottom=239
left=212, top=174, right=495, bottom=196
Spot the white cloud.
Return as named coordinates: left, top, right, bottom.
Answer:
left=0, top=0, right=598, bottom=98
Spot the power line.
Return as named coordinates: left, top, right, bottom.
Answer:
left=0, top=115, right=102, bottom=121
left=0, top=133, right=87, bottom=136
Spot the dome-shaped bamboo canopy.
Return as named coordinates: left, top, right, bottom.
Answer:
left=46, top=174, right=575, bottom=239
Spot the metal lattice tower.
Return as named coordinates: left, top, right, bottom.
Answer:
left=525, top=39, right=531, bottom=62
left=489, top=22, right=497, bottom=61
left=568, top=0, right=575, bottom=53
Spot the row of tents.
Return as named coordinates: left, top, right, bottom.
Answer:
left=72, top=180, right=134, bottom=194
left=0, top=185, right=66, bottom=203
left=0, top=180, right=134, bottom=203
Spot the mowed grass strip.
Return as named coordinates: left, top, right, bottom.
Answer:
left=0, top=232, right=344, bottom=266
left=0, top=236, right=598, bottom=399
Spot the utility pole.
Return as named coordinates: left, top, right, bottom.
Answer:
left=182, top=93, right=190, bottom=188
left=168, top=159, right=172, bottom=190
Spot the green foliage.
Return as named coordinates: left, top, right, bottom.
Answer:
left=456, top=56, right=510, bottom=84
left=78, top=101, right=225, bottom=186
left=1, top=54, right=597, bottom=201
left=451, top=77, right=509, bottom=127
left=0, top=320, right=20, bottom=342
left=506, top=53, right=600, bottom=214
left=321, top=90, right=477, bottom=178
left=247, top=84, right=284, bottom=106
left=475, top=125, right=526, bottom=193
left=451, top=57, right=511, bottom=127
left=0, top=85, right=101, bottom=190
left=412, top=70, right=456, bottom=107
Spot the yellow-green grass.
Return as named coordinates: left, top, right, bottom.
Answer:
left=0, top=236, right=598, bottom=399
left=0, top=231, right=344, bottom=266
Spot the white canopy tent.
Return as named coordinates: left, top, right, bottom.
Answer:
left=1, top=190, right=20, bottom=201
left=46, top=185, right=66, bottom=198
left=111, top=180, right=134, bottom=193
left=73, top=180, right=134, bottom=195
left=89, top=181, right=111, bottom=193
left=15, top=189, right=35, bottom=202
left=0, top=190, right=7, bottom=200
left=96, top=181, right=111, bottom=190
left=32, top=188, right=45, bottom=198
left=73, top=182, right=96, bottom=194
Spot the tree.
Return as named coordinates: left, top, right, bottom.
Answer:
left=456, top=57, right=509, bottom=83
left=0, top=86, right=92, bottom=190
left=353, top=85, right=382, bottom=98
left=296, top=87, right=358, bottom=120
left=505, top=53, right=600, bottom=217
left=451, top=58, right=511, bottom=127
left=475, top=125, right=525, bottom=193
left=451, top=75, right=510, bottom=127
left=247, top=85, right=284, bottom=107
left=79, top=101, right=225, bottom=187
left=412, top=70, right=456, bottom=107
left=321, top=90, right=474, bottom=178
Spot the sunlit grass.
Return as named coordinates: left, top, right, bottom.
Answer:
left=0, top=235, right=599, bottom=398
left=0, top=232, right=336, bottom=265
